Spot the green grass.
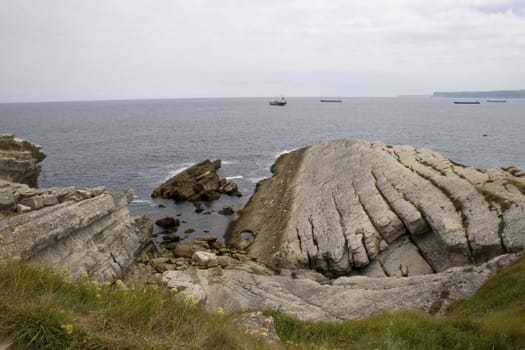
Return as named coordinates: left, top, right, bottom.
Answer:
left=0, top=254, right=524, bottom=349
left=0, top=258, right=271, bottom=349
left=0, top=210, right=17, bottom=217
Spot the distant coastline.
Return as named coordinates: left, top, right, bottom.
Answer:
left=433, top=89, right=525, bottom=98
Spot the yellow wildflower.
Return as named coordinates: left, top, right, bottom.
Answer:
left=61, top=324, right=73, bottom=335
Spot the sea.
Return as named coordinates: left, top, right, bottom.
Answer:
left=1, top=97, right=524, bottom=242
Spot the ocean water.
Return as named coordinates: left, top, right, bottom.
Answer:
left=1, top=97, right=524, bottom=241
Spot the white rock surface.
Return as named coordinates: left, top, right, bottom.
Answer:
left=229, top=139, right=525, bottom=277
left=162, top=254, right=518, bottom=321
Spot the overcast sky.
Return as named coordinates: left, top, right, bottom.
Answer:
left=1, top=0, right=524, bottom=102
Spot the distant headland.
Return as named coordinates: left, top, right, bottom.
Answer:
left=433, top=89, right=525, bottom=98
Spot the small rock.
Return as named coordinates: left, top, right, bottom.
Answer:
left=155, top=217, right=180, bottom=229
left=195, top=235, right=217, bottom=243
left=162, top=233, right=181, bottom=243
left=16, top=203, right=32, bottom=213
left=158, top=204, right=166, bottom=208
left=184, top=228, right=195, bottom=234
left=193, top=202, right=204, bottom=213
left=218, top=206, right=235, bottom=216
left=192, top=251, right=218, bottom=267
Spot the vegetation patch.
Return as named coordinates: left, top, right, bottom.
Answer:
left=476, top=187, right=512, bottom=212
left=0, top=259, right=268, bottom=350
left=0, top=209, right=17, bottom=217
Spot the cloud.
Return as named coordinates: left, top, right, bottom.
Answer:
left=0, top=0, right=524, bottom=101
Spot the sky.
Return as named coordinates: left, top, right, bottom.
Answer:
left=0, top=0, right=524, bottom=102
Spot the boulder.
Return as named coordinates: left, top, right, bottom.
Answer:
left=228, top=140, right=525, bottom=277
left=0, top=134, right=46, bottom=187
left=151, top=159, right=241, bottom=202
left=192, top=251, right=219, bottom=267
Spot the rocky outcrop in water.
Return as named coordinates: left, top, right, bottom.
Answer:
left=0, top=134, right=46, bottom=187
left=228, top=140, right=525, bottom=277
left=0, top=180, right=152, bottom=281
left=151, top=160, right=241, bottom=202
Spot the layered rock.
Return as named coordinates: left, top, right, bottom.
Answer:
left=0, top=180, right=152, bottom=281
left=151, top=159, right=241, bottom=202
left=228, top=139, right=525, bottom=277
left=162, top=253, right=518, bottom=321
left=0, top=134, right=46, bottom=187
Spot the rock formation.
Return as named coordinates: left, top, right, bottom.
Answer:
left=0, top=134, right=46, bottom=187
left=228, top=140, right=525, bottom=277
left=0, top=180, right=152, bottom=281
left=0, top=135, right=152, bottom=282
left=151, top=160, right=241, bottom=202
left=162, top=253, right=518, bottom=321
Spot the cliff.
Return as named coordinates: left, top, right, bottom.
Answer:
left=0, top=136, right=152, bottom=282
left=433, top=89, right=525, bottom=98
left=0, top=134, right=46, bottom=187
left=228, top=140, right=525, bottom=277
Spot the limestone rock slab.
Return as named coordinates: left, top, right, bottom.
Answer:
left=228, top=139, right=525, bottom=277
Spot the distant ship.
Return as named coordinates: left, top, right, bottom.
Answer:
left=269, top=97, right=287, bottom=106
left=486, top=100, right=507, bottom=103
left=453, top=101, right=480, bottom=104
left=320, top=99, right=342, bottom=103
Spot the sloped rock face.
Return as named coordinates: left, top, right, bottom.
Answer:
left=162, top=254, right=518, bottom=321
left=0, top=180, right=152, bottom=281
left=0, top=134, right=46, bottom=187
left=228, top=140, right=525, bottom=277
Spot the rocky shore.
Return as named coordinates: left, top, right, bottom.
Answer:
left=2, top=135, right=524, bottom=324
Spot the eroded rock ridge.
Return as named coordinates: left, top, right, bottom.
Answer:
left=228, top=139, right=525, bottom=278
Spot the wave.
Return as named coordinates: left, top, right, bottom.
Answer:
left=222, top=160, right=239, bottom=165
left=131, top=198, right=155, bottom=206
left=163, top=162, right=195, bottom=180
left=226, top=175, right=244, bottom=180
left=273, top=148, right=299, bottom=159
left=247, top=177, right=264, bottom=184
